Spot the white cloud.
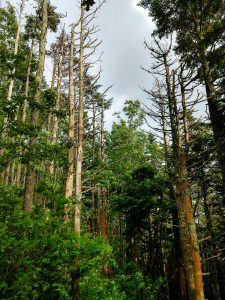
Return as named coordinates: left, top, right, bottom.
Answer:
left=6, top=0, right=157, bottom=129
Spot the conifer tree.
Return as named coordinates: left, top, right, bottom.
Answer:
left=24, top=0, right=48, bottom=211
left=143, top=38, right=204, bottom=300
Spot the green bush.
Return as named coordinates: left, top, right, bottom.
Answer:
left=114, top=272, right=166, bottom=300
left=0, top=185, right=113, bottom=299
left=0, top=185, right=166, bottom=299
left=79, top=272, right=127, bottom=300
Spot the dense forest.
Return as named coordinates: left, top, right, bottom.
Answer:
left=0, top=0, right=224, bottom=299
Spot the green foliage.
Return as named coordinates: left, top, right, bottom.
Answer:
left=0, top=4, right=17, bottom=93
left=106, top=119, right=150, bottom=179
left=79, top=272, right=127, bottom=300
left=123, top=100, right=145, bottom=128
left=36, top=1, right=61, bottom=33
left=112, top=164, right=166, bottom=218
left=79, top=271, right=165, bottom=300
left=1, top=194, right=72, bottom=298
left=139, top=0, right=225, bottom=78
left=114, top=272, right=165, bottom=300
left=0, top=185, right=114, bottom=299
left=0, top=183, right=167, bottom=299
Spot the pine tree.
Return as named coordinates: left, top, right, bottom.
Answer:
left=23, top=0, right=48, bottom=211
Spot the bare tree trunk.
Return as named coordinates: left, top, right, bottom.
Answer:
left=2, top=0, right=25, bottom=129
left=96, top=186, right=101, bottom=234
left=179, top=66, right=190, bottom=149
left=49, top=29, right=65, bottom=175
left=74, top=5, right=85, bottom=234
left=157, top=82, right=188, bottom=300
left=0, top=0, right=25, bottom=183
left=16, top=39, right=34, bottom=186
left=177, top=153, right=204, bottom=300
left=164, top=54, right=204, bottom=300
left=100, top=99, right=107, bottom=238
left=101, top=188, right=107, bottom=238
left=201, top=167, right=222, bottom=300
left=177, top=67, right=204, bottom=299
left=64, top=25, right=76, bottom=223
left=23, top=0, right=48, bottom=211
left=65, top=25, right=75, bottom=199
left=90, top=89, right=97, bottom=233
left=47, top=45, right=57, bottom=132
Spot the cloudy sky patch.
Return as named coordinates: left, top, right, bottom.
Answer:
left=7, top=0, right=156, bottom=128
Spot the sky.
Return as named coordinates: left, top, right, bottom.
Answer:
left=91, top=0, right=156, bottom=125
left=5, top=0, right=156, bottom=128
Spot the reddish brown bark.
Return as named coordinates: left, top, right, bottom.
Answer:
left=177, top=153, right=204, bottom=300
left=101, top=188, right=107, bottom=238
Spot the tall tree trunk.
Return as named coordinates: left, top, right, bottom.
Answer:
left=49, top=29, right=65, bottom=175
left=177, top=153, right=204, bottom=300
left=74, top=5, right=85, bottom=234
left=16, top=39, right=34, bottom=186
left=164, top=53, right=204, bottom=299
left=173, top=79, right=204, bottom=300
left=164, top=56, right=189, bottom=299
left=158, top=81, right=188, bottom=300
left=101, top=188, right=107, bottom=238
left=47, top=45, right=57, bottom=132
left=91, top=89, right=97, bottom=233
left=0, top=0, right=25, bottom=183
left=2, top=0, right=25, bottom=126
left=96, top=187, right=101, bottom=234
left=201, top=167, right=223, bottom=300
left=100, top=99, right=107, bottom=238
left=23, top=0, right=48, bottom=211
left=65, top=25, right=75, bottom=199
left=179, top=66, right=190, bottom=150
left=64, top=24, right=76, bottom=223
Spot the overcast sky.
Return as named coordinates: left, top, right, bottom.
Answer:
left=6, top=0, right=156, bottom=128
left=92, top=0, right=155, bottom=125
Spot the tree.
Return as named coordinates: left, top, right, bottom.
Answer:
left=64, top=24, right=76, bottom=201
left=0, top=1, right=25, bottom=183
left=23, top=0, right=60, bottom=211
left=142, top=37, right=205, bottom=299
left=139, top=0, right=225, bottom=199
left=49, top=28, right=65, bottom=175
left=74, top=0, right=106, bottom=234
left=23, top=0, right=49, bottom=211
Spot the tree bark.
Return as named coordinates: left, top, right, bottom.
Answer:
left=16, top=39, right=34, bottom=186
left=0, top=0, right=25, bottom=183
left=101, top=188, right=107, bottom=238
left=49, top=29, right=65, bottom=175
left=100, top=99, right=107, bottom=238
left=65, top=25, right=75, bottom=199
left=46, top=45, right=57, bottom=135
left=177, top=153, right=204, bottom=300
left=163, top=53, right=204, bottom=300
left=157, top=81, right=188, bottom=300
left=74, top=5, right=85, bottom=234
left=23, top=0, right=48, bottom=211
left=179, top=66, right=190, bottom=150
